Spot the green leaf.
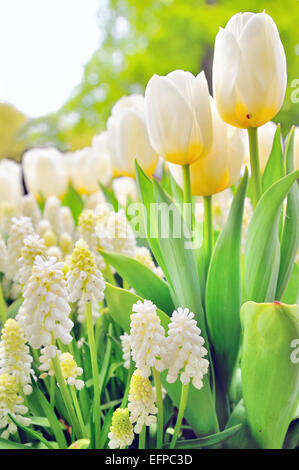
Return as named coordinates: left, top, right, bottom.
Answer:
left=167, top=424, right=243, bottom=449
left=61, top=185, right=84, bottom=225
left=276, top=127, right=299, bottom=299
left=30, top=416, right=51, bottom=428
left=0, top=438, right=30, bottom=449
left=245, top=170, right=299, bottom=302
left=104, top=283, right=218, bottom=437
left=99, top=182, right=119, bottom=211
left=6, top=298, right=22, bottom=319
left=135, top=161, right=170, bottom=281
left=281, top=262, right=299, bottom=304
left=8, top=413, right=56, bottom=450
left=224, top=399, right=259, bottom=449
left=206, top=169, right=248, bottom=388
left=100, top=249, right=174, bottom=315
left=262, top=124, right=284, bottom=193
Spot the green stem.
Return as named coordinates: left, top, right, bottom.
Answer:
left=70, top=385, right=85, bottom=435
left=121, top=361, right=134, bottom=408
left=104, top=264, right=116, bottom=286
left=51, top=354, right=83, bottom=439
left=138, top=425, right=146, bottom=449
left=248, top=127, right=262, bottom=208
left=182, top=164, right=193, bottom=231
left=0, top=283, right=7, bottom=326
left=170, top=384, right=189, bottom=449
left=50, top=374, right=55, bottom=408
left=152, top=367, right=163, bottom=449
left=85, top=301, right=101, bottom=449
left=203, top=195, right=213, bottom=276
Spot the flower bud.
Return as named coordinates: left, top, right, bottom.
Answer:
left=241, top=301, right=299, bottom=449
left=213, top=12, right=287, bottom=128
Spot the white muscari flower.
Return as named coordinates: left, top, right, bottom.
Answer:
left=128, top=369, right=158, bottom=433
left=66, top=239, right=105, bottom=303
left=0, top=202, right=19, bottom=236
left=85, top=190, right=106, bottom=210
left=20, top=194, right=41, bottom=229
left=78, top=209, right=106, bottom=270
left=0, top=236, right=7, bottom=273
left=0, top=373, right=31, bottom=439
left=108, top=408, right=134, bottom=449
left=47, top=246, right=63, bottom=261
left=6, top=216, right=34, bottom=280
left=17, top=256, right=73, bottom=349
left=165, top=307, right=209, bottom=390
left=59, top=232, right=74, bottom=256
left=77, top=296, right=100, bottom=324
left=120, top=332, right=131, bottom=369
left=112, top=177, right=138, bottom=207
left=59, top=206, right=75, bottom=235
left=0, top=319, right=34, bottom=395
left=59, top=353, right=84, bottom=390
left=43, top=229, right=58, bottom=247
left=100, top=209, right=136, bottom=257
left=38, top=345, right=58, bottom=378
left=17, top=233, right=46, bottom=284
left=129, top=300, right=166, bottom=377
left=134, top=246, right=155, bottom=271
left=43, top=196, right=62, bottom=235
left=37, top=219, right=52, bottom=237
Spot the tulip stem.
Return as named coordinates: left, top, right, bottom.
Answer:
left=248, top=127, right=262, bottom=208
left=170, top=384, right=189, bottom=449
left=203, top=195, right=213, bottom=276
left=182, top=164, right=193, bottom=231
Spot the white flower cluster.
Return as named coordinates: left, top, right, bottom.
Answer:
left=129, top=300, right=166, bottom=377
left=120, top=332, right=131, bottom=369
left=0, top=319, right=34, bottom=395
left=6, top=216, right=34, bottom=280
left=100, top=209, right=136, bottom=257
left=17, top=233, right=46, bottom=284
left=20, top=194, right=41, bottom=230
left=134, top=246, right=164, bottom=279
left=165, top=308, right=209, bottom=389
left=126, top=300, right=209, bottom=390
left=59, top=352, right=84, bottom=390
left=17, top=256, right=73, bottom=349
left=0, top=236, right=7, bottom=273
left=78, top=209, right=106, bottom=270
left=108, top=408, right=134, bottom=449
left=128, top=369, right=157, bottom=433
left=66, top=239, right=105, bottom=303
left=0, top=373, right=31, bottom=439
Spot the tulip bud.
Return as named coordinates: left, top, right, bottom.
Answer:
left=241, top=301, right=299, bottom=449
left=168, top=99, right=245, bottom=196
left=0, top=159, right=23, bottom=208
left=68, top=137, right=112, bottom=194
left=213, top=12, right=287, bottom=129
left=145, top=70, right=212, bottom=165
left=107, top=94, right=158, bottom=177
left=23, top=147, right=68, bottom=199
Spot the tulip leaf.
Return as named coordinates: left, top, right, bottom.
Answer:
left=98, top=182, right=119, bottom=211
left=281, top=262, right=299, bottom=305
left=262, top=124, right=284, bottom=193
left=244, top=170, right=299, bottom=302
left=223, top=399, right=259, bottom=449
left=61, top=184, right=84, bottom=225
left=165, top=424, right=243, bottom=449
left=99, top=249, right=174, bottom=315
left=206, top=169, right=248, bottom=388
left=276, top=127, right=299, bottom=299
left=241, top=301, right=299, bottom=449
left=135, top=161, right=170, bottom=282
left=104, top=282, right=219, bottom=436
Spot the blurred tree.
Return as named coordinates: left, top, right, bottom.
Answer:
left=19, top=0, right=299, bottom=151
left=0, top=103, right=27, bottom=161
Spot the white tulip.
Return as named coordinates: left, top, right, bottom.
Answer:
left=23, top=148, right=68, bottom=199
left=168, top=99, right=246, bottom=196
left=213, top=12, right=287, bottom=129
left=0, top=159, right=23, bottom=207
left=107, top=94, right=158, bottom=177
left=145, top=70, right=212, bottom=165
left=68, top=136, right=112, bottom=194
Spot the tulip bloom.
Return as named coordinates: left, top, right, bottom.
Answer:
left=213, top=12, right=287, bottom=129
left=23, top=148, right=69, bottom=199
left=168, top=100, right=245, bottom=196
left=0, top=159, right=23, bottom=207
left=145, top=70, right=212, bottom=165
left=68, top=135, right=112, bottom=194
left=107, top=94, right=158, bottom=177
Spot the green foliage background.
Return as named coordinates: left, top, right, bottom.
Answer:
left=2, top=0, right=299, bottom=159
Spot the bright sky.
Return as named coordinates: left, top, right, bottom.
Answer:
left=0, top=0, right=101, bottom=118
